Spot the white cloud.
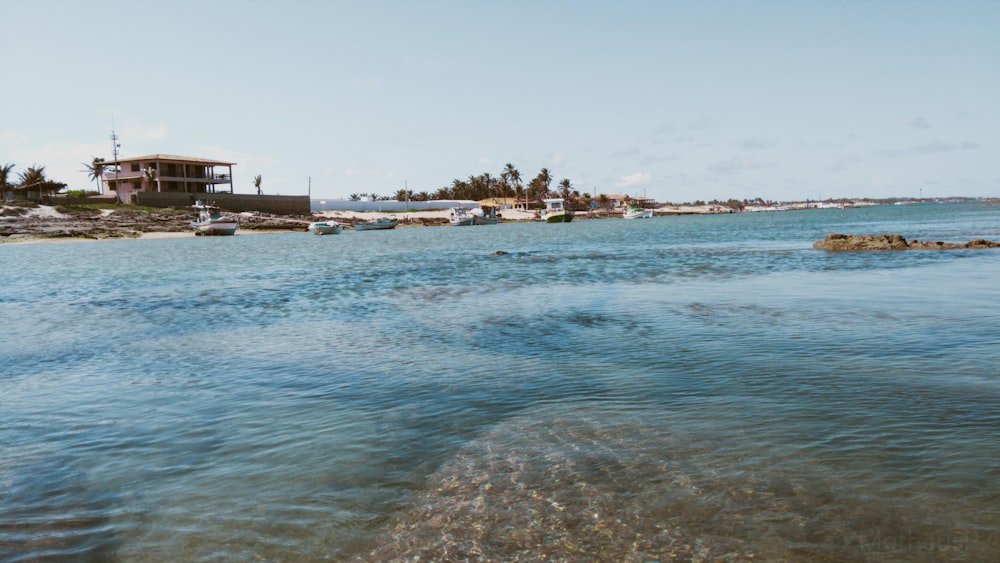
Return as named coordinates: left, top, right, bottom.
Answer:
left=615, top=172, right=651, bottom=190
left=907, top=117, right=932, bottom=130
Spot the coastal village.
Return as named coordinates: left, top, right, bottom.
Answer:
left=0, top=152, right=992, bottom=242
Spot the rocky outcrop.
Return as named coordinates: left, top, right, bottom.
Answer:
left=0, top=204, right=314, bottom=241
left=814, top=233, right=1000, bottom=251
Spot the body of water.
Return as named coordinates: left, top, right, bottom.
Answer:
left=2, top=202, right=999, bottom=561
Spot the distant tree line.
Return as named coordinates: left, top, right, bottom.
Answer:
left=349, top=163, right=598, bottom=210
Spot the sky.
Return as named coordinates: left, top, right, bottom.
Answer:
left=2, top=0, right=998, bottom=203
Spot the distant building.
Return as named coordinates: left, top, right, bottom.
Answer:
left=607, top=194, right=656, bottom=208
left=99, top=154, right=235, bottom=204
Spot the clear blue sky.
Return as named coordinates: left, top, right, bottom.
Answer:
left=3, top=0, right=997, bottom=203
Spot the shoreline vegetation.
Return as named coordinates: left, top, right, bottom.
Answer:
left=2, top=198, right=997, bottom=245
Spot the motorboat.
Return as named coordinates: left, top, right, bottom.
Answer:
left=354, top=217, right=398, bottom=231
left=473, top=205, right=502, bottom=225
left=307, top=221, right=343, bottom=235
left=449, top=207, right=474, bottom=226
left=191, top=200, right=238, bottom=236
left=541, top=198, right=574, bottom=223
left=623, top=204, right=654, bottom=219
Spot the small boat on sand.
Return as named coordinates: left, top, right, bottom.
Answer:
left=449, top=207, right=474, bottom=226
left=192, top=200, right=239, bottom=236
left=354, top=217, right=398, bottom=231
left=307, top=221, right=343, bottom=235
left=541, top=198, right=574, bottom=223
left=473, top=205, right=502, bottom=225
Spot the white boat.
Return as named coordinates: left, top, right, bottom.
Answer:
left=191, top=200, right=238, bottom=236
left=623, top=204, right=654, bottom=219
left=473, top=205, right=502, bottom=225
left=354, top=217, right=398, bottom=231
left=449, top=207, right=475, bottom=226
left=307, top=221, right=343, bottom=235
left=541, top=198, right=574, bottom=223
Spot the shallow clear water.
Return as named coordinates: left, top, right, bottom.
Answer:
left=2, top=203, right=999, bottom=561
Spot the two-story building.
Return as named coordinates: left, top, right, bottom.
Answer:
left=99, top=154, right=235, bottom=203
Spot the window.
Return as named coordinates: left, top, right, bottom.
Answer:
left=131, top=163, right=140, bottom=172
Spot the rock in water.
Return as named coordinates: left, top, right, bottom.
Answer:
left=814, top=233, right=1000, bottom=251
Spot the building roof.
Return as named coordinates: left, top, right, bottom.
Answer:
left=101, top=154, right=237, bottom=166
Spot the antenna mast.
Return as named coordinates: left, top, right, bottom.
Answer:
left=110, top=119, right=122, bottom=202
left=110, top=117, right=121, bottom=161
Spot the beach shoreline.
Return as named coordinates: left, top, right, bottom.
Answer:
left=1, top=202, right=738, bottom=245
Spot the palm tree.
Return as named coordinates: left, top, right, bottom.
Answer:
left=18, top=165, right=47, bottom=189
left=451, top=178, right=468, bottom=199
left=559, top=178, right=572, bottom=200
left=393, top=188, right=414, bottom=202
left=253, top=175, right=263, bottom=195
left=502, top=163, right=522, bottom=207
left=0, top=163, right=14, bottom=201
left=82, top=157, right=105, bottom=195
left=468, top=174, right=487, bottom=200
left=536, top=168, right=553, bottom=199
left=144, top=167, right=158, bottom=192
left=17, top=165, right=64, bottom=200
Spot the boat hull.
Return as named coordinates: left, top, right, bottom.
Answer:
left=623, top=209, right=654, bottom=219
left=544, top=212, right=574, bottom=223
left=192, top=221, right=239, bottom=236
left=354, top=219, right=398, bottom=231
left=308, top=222, right=343, bottom=235
left=541, top=198, right=574, bottom=223
left=191, top=200, right=238, bottom=235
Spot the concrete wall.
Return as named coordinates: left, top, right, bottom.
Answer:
left=310, top=199, right=477, bottom=212
left=136, top=192, right=311, bottom=215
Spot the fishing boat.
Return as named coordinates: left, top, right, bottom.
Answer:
left=541, top=198, right=574, bottom=223
left=449, top=207, right=475, bottom=226
left=191, top=200, right=239, bottom=236
left=473, top=205, right=502, bottom=225
left=623, top=203, right=654, bottom=219
left=307, top=221, right=343, bottom=235
left=353, top=217, right=398, bottom=231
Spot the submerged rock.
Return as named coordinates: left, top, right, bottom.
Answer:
left=814, top=233, right=1000, bottom=251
